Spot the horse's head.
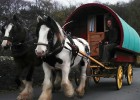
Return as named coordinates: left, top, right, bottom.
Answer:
left=1, top=15, right=26, bottom=49
left=35, top=15, right=64, bottom=57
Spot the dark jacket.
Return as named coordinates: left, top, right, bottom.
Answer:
left=103, top=27, right=119, bottom=44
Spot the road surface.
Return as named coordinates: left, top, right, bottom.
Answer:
left=0, top=67, right=140, bottom=100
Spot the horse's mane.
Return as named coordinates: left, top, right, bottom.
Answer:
left=36, top=16, right=65, bottom=42
left=55, top=21, right=65, bottom=42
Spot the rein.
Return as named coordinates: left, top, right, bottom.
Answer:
left=35, top=39, right=65, bottom=56
left=35, top=28, right=65, bottom=56
left=34, top=43, right=48, bottom=46
left=3, top=37, right=38, bottom=57
left=3, top=36, right=13, bottom=42
left=3, top=36, right=37, bottom=46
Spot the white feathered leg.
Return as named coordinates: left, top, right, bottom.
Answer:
left=61, top=62, right=74, bottom=97
left=17, top=80, right=33, bottom=100
left=54, top=71, right=61, bottom=91
left=39, top=62, right=52, bottom=100
left=76, top=60, right=87, bottom=97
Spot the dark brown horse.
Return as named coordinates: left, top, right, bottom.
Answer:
left=1, top=15, right=42, bottom=100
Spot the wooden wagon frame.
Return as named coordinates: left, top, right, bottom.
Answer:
left=64, top=3, right=140, bottom=89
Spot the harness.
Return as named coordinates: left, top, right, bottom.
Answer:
left=3, top=36, right=13, bottom=42
left=47, top=40, right=65, bottom=56
left=76, top=38, right=90, bottom=56
left=35, top=31, right=79, bottom=67
left=66, top=34, right=79, bottom=66
left=2, top=34, right=37, bottom=57
left=35, top=31, right=64, bottom=56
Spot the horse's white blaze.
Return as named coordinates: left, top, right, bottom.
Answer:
left=35, top=25, right=50, bottom=55
left=1, top=23, right=13, bottom=47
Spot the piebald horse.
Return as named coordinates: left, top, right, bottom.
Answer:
left=35, top=16, right=90, bottom=100
left=1, top=15, right=42, bottom=100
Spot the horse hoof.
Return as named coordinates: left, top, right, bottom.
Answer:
left=64, top=90, right=74, bottom=97
left=17, top=93, right=32, bottom=100
left=75, top=88, right=85, bottom=98
left=38, top=92, right=52, bottom=100
left=62, top=83, right=74, bottom=97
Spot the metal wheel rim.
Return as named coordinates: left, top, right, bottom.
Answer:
left=127, top=64, right=133, bottom=85
left=94, top=77, right=100, bottom=83
left=117, top=66, right=123, bottom=89
left=93, top=70, right=100, bottom=84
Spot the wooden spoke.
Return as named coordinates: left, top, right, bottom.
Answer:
left=116, top=65, right=123, bottom=90
left=93, top=70, right=100, bottom=84
left=127, top=64, right=133, bottom=85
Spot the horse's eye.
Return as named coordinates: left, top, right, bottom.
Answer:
left=0, top=31, right=2, bottom=36
left=36, top=29, right=39, bottom=37
left=47, top=31, right=52, bottom=40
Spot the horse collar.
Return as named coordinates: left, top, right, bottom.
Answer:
left=42, top=39, right=65, bottom=67
left=46, top=37, right=65, bottom=56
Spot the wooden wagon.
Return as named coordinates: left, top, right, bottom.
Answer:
left=64, top=3, right=140, bottom=89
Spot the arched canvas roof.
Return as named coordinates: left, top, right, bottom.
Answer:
left=64, top=3, right=140, bottom=54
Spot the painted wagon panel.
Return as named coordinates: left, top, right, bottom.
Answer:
left=64, top=3, right=140, bottom=55
left=119, top=16, right=140, bottom=53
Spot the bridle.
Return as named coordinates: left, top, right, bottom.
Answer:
left=35, top=30, right=65, bottom=56
left=3, top=36, right=13, bottom=42
left=2, top=27, right=36, bottom=47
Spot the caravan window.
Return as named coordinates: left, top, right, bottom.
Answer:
left=96, top=15, right=104, bottom=32
left=89, top=16, right=95, bottom=32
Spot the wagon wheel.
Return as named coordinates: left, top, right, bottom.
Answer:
left=116, top=65, right=123, bottom=90
left=93, top=70, right=100, bottom=84
left=85, top=66, right=92, bottom=88
left=126, top=64, right=133, bottom=85
left=93, top=76, right=100, bottom=84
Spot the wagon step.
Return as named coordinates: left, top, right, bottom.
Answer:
left=79, top=51, right=109, bottom=69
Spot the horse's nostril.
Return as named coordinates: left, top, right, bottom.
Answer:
left=35, top=50, right=37, bottom=54
left=42, top=51, right=44, bottom=54
left=7, top=41, right=12, bottom=46
left=35, top=49, right=45, bottom=56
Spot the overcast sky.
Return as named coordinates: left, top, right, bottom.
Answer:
left=54, top=0, right=131, bottom=5
left=25, top=0, right=131, bottom=6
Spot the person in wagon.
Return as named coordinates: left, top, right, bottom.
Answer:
left=101, top=18, right=119, bottom=63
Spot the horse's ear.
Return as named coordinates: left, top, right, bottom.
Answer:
left=43, top=16, right=54, bottom=25
left=37, top=16, right=43, bottom=23
left=13, top=14, right=19, bottom=21
left=46, top=16, right=54, bottom=23
left=45, top=16, right=59, bottom=32
left=46, top=16, right=57, bottom=27
left=1, top=25, right=5, bottom=34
